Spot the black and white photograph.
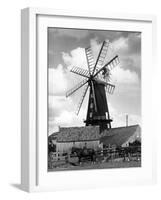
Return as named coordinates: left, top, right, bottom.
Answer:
left=48, top=28, right=141, bottom=171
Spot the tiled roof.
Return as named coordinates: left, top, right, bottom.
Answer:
left=48, top=132, right=58, bottom=141
left=56, top=126, right=100, bottom=142
left=100, top=125, right=140, bottom=146
left=49, top=125, right=141, bottom=145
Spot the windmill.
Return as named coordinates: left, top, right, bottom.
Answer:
left=66, top=41, right=119, bottom=132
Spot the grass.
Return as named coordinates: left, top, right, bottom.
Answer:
left=48, top=160, right=141, bottom=172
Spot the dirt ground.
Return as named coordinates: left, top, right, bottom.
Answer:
left=48, top=160, right=141, bottom=172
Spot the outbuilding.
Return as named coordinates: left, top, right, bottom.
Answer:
left=55, top=126, right=101, bottom=153
left=100, top=125, right=141, bottom=147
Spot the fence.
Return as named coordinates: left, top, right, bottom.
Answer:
left=48, top=146, right=141, bottom=169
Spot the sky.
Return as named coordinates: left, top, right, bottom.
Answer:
left=48, top=28, right=141, bottom=135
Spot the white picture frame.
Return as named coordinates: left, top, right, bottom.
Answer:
left=21, top=7, right=157, bottom=192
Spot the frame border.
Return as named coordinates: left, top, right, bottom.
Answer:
left=21, top=7, right=157, bottom=192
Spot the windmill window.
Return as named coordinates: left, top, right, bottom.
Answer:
left=89, top=112, right=93, bottom=118
left=90, top=103, right=93, bottom=109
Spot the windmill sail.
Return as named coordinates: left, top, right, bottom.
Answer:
left=85, top=47, right=95, bottom=75
left=70, top=66, right=90, bottom=78
left=93, top=55, right=119, bottom=78
left=66, top=78, right=88, bottom=97
left=106, top=83, right=115, bottom=94
left=92, top=41, right=110, bottom=76
left=76, top=84, right=89, bottom=115
left=103, top=55, right=119, bottom=71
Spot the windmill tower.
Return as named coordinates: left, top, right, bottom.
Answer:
left=66, top=41, right=119, bottom=132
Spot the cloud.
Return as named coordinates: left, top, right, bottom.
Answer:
left=48, top=96, right=72, bottom=120
left=110, top=33, right=141, bottom=55
left=48, top=110, right=85, bottom=135
left=48, top=95, right=86, bottom=120
left=121, top=55, right=141, bottom=69
left=49, top=62, right=87, bottom=96
left=48, top=88, right=89, bottom=134
left=111, top=37, right=129, bottom=52
left=108, top=102, right=141, bottom=128
left=48, top=95, right=74, bottom=133
left=54, top=110, right=85, bottom=127
left=128, top=33, right=141, bottom=54
left=90, top=38, right=102, bottom=60
left=49, top=65, right=68, bottom=96
left=88, top=38, right=140, bottom=84
left=62, top=47, right=88, bottom=70
left=48, top=95, right=87, bottom=134
left=48, top=46, right=90, bottom=133
left=111, top=65, right=139, bottom=84
left=48, top=35, right=141, bottom=134
left=49, top=28, right=89, bottom=39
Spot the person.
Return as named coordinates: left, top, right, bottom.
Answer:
left=83, top=143, right=88, bottom=156
left=91, top=149, right=96, bottom=164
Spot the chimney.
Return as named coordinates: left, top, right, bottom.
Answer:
left=126, top=115, right=128, bottom=127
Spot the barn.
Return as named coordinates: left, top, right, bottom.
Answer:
left=49, top=124, right=141, bottom=153
left=55, top=126, right=101, bottom=153
left=100, top=125, right=141, bottom=147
